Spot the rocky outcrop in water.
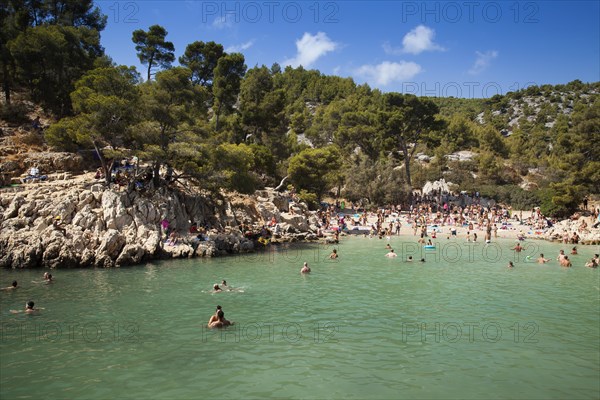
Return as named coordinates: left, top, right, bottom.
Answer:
left=0, top=175, right=317, bottom=268
left=542, top=217, right=600, bottom=245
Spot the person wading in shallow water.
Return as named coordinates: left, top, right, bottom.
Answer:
left=301, top=262, right=311, bottom=274
left=208, top=309, right=232, bottom=328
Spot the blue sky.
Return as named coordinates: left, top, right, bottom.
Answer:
left=95, top=0, right=599, bottom=98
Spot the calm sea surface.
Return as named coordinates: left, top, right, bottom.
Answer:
left=1, top=237, right=599, bottom=399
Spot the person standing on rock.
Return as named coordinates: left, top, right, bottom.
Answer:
left=161, top=218, right=170, bottom=240
left=53, top=216, right=66, bottom=234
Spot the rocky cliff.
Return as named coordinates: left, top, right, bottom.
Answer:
left=0, top=174, right=318, bottom=269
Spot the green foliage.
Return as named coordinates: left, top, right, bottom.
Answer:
left=213, top=143, right=257, bottom=193
left=431, top=114, right=479, bottom=151
left=381, top=93, right=443, bottom=190
left=537, top=187, right=572, bottom=218
left=8, top=24, right=102, bottom=116
left=2, top=1, right=107, bottom=107
left=476, top=151, right=502, bottom=184
left=477, top=185, right=540, bottom=210
left=343, top=155, right=408, bottom=205
left=179, top=41, right=224, bottom=87
left=297, top=190, right=319, bottom=210
left=212, top=53, right=246, bottom=130
left=132, top=25, right=175, bottom=81
left=133, top=67, right=204, bottom=185
left=45, top=116, right=83, bottom=152
left=288, top=146, right=342, bottom=200
left=238, top=66, right=289, bottom=158
left=430, top=97, right=485, bottom=119
left=249, top=144, right=276, bottom=176
left=0, top=102, right=31, bottom=124
left=44, top=64, right=141, bottom=181
left=476, top=126, right=507, bottom=156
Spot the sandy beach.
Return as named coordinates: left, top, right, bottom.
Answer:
left=336, top=209, right=599, bottom=245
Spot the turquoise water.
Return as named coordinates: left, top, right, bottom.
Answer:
left=1, top=237, right=599, bottom=399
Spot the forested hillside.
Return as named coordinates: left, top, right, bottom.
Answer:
left=1, top=1, right=598, bottom=217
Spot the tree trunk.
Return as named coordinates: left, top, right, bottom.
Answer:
left=2, top=61, right=10, bottom=105
left=274, top=175, right=289, bottom=191
left=147, top=54, right=155, bottom=81
left=403, top=148, right=412, bottom=189
left=215, top=102, right=222, bottom=131
left=92, top=140, right=112, bottom=185
left=401, top=143, right=414, bottom=206
left=152, top=161, right=161, bottom=187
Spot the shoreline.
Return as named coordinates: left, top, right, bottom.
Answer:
left=0, top=174, right=598, bottom=269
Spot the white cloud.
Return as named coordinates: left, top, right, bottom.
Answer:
left=212, top=16, right=232, bottom=29
left=468, top=50, right=498, bottom=75
left=283, top=32, right=338, bottom=68
left=384, top=25, right=444, bottom=55
left=225, top=40, right=254, bottom=53
left=355, top=61, right=422, bottom=86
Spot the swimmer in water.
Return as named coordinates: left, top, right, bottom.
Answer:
left=301, top=262, right=311, bottom=274
left=407, top=256, right=413, bottom=262
left=1, top=281, right=18, bottom=290
left=208, top=310, right=232, bottom=328
left=221, top=280, right=227, bottom=287
left=557, top=250, right=566, bottom=262
left=385, top=249, right=397, bottom=258
left=571, top=246, right=578, bottom=255
left=329, top=249, right=338, bottom=259
left=213, top=284, right=222, bottom=292
left=208, top=305, right=222, bottom=325
left=537, top=254, right=550, bottom=264
left=507, top=261, right=514, bottom=268
left=11, top=300, right=41, bottom=314
left=585, top=258, right=598, bottom=268
left=560, top=256, right=572, bottom=268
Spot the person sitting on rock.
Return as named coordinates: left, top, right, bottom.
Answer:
left=53, top=216, right=66, bottom=234
left=21, top=165, right=46, bottom=183
left=94, top=167, right=104, bottom=180
left=32, top=116, right=42, bottom=132
left=167, top=231, right=179, bottom=246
